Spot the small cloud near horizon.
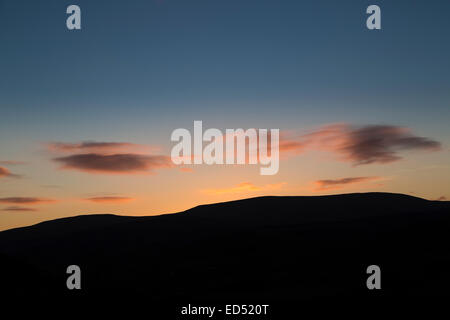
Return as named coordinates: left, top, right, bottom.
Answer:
left=84, top=196, right=135, bottom=203
left=314, top=176, right=381, bottom=191
left=1, top=206, right=38, bottom=212
left=0, top=197, right=55, bottom=205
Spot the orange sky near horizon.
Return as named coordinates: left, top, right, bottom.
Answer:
left=1, top=126, right=449, bottom=231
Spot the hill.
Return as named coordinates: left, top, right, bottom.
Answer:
left=0, top=192, right=449, bottom=303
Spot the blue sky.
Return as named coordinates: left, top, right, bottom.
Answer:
left=1, top=0, right=449, bottom=134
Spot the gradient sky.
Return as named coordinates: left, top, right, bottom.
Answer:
left=1, top=0, right=449, bottom=231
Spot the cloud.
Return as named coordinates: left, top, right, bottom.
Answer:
left=0, top=161, right=27, bottom=165
left=49, top=140, right=170, bottom=175
left=280, top=124, right=441, bottom=165
left=314, top=176, right=381, bottom=191
left=84, top=196, right=135, bottom=203
left=48, top=141, right=156, bottom=154
left=0, top=197, right=55, bottom=205
left=204, top=182, right=286, bottom=195
left=0, top=166, right=21, bottom=179
left=1, top=206, right=38, bottom=212
left=279, top=139, right=306, bottom=153
left=0, top=167, right=11, bottom=178
left=54, top=153, right=172, bottom=174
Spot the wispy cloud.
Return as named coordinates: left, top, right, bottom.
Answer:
left=48, top=141, right=156, bottom=154
left=1, top=206, right=38, bottom=212
left=0, top=167, right=11, bottom=178
left=54, top=153, right=172, bottom=174
left=280, top=124, right=441, bottom=165
left=0, top=166, right=21, bottom=179
left=313, top=176, right=381, bottom=191
left=84, top=196, right=135, bottom=203
left=0, top=197, right=55, bottom=205
left=204, top=182, right=286, bottom=195
left=0, top=161, right=27, bottom=165
left=50, top=140, right=171, bottom=175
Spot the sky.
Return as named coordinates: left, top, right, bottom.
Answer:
left=1, top=0, right=449, bottom=231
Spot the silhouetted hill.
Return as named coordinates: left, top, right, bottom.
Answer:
left=0, top=192, right=449, bottom=306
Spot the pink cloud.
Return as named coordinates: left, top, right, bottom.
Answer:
left=0, top=166, right=21, bottom=179
left=84, top=196, right=135, bottom=203
left=1, top=206, right=38, bottom=212
left=49, top=140, right=171, bottom=175
left=54, top=153, right=172, bottom=174
left=47, top=141, right=157, bottom=154
left=0, top=161, right=27, bottom=165
left=313, top=176, right=381, bottom=191
left=0, top=197, right=55, bottom=205
left=279, top=124, right=441, bottom=165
